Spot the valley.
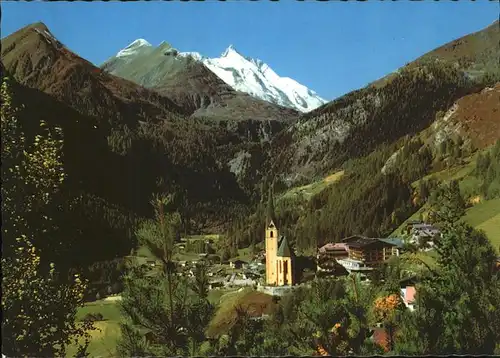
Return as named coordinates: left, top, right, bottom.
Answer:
left=2, top=11, right=499, bottom=358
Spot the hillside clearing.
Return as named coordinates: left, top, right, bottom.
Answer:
left=463, top=198, right=500, bottom=252
left=280, top=170, right=344, bottom=201
left=67, top=299, right=122, bottom=357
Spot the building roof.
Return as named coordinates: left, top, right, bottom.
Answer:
left=343, top=236, right=382, bottom=249
left=318, top=242, right=348, bottom=254
left=399, top=275, right=419, bottom=287
left=277, top=236, right=293, bottom=257
left=379, top=238, right=404, bottom=248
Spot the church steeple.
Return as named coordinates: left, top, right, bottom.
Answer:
left=266, top=186, right=276, bottom=226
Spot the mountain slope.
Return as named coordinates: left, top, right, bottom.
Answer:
left=101, top=41, right=299, bottom=122
left=0, top=22, right=263, bottom=233
left=271, top=20, right=500, bottom=187
left=179, top=45, right=327, bottom=112
left=1, top=23, right=186, bottom=126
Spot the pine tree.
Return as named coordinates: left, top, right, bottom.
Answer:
left=428, top=180, right=465, bottom=225
left=395, top=223, right=500, bottom=355
left=117, top=196, right=214, bottom=356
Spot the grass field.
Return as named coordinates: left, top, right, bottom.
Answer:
left=67, top=299, right=122, bottom=357
left=279, top=170, right=344, bottom=201
left=463, top=198, right=500, bottom=252
left=67, top=286, right=241, bottom=357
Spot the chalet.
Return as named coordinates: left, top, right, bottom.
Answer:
left=318, top=243, right=349, bottom=258
left=317, top=243, right=349, bottom=273
left=410, top=224, right=441, bottom=245
left=338, top=236, right=400, bottom=273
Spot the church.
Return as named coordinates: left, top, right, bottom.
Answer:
left=265, top=219, right=295, bottom=286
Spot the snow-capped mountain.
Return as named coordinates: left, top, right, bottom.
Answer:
left=106, top=39, right=327, bottom=112
left=179, top=45, right=327, bottom=112
left=116, top=38, right=152, bottom=58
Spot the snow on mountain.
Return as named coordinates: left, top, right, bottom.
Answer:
left=116, top=39, right=152, bottom=58
left=179, top=45, right=327, bottom=112
left=111, top=39, right=327, bottom=112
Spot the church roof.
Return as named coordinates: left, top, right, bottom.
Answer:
left=277, top=235, right=293, bottom=257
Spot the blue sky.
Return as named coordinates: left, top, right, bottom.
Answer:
left=2, top=1, right=498, bottom=100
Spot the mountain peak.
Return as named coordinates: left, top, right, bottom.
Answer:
left=103, top=40, right=326, bottom=112
left=117, top=39, right=152, bottom=58
left=221, top=44, right=241, bottom=58
left=28, top=22, right=50, bottom=33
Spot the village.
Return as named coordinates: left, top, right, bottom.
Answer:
left=130, top=217, right=445, bottom=313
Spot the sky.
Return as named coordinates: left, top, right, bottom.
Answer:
left=2, top=1, right=498, bottom=101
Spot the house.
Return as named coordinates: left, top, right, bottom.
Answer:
left=401, top=285, right=416, bottom=311
left=404, top=220, right=424, bottom=234
left=317, top=243, right=349, bottom=273
left=338, top=236, right=400, bottom=273
left=318, top=242, right=349, bottom=258
left=399, top=276, right=418, bottom=311
left=229, top=259, right=247, bottom=269
left=410, top=224, right=441, bottom=246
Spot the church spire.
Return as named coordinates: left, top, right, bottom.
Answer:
left=266, top=185, right=276, bottom=226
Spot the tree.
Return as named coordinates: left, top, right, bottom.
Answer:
left=395, top=222, right=500, bottom=355
left=117, top=196, right=214, bottom=356
left=1, top=78, right=94, bottom=356
left=373, top=293, right=405, bottom=352
left=428, top=180, right=465, bottom=225
left=2, top=237, right=94, bottom=357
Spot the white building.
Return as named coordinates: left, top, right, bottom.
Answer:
left=400, top=286, right=416, bottom=311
